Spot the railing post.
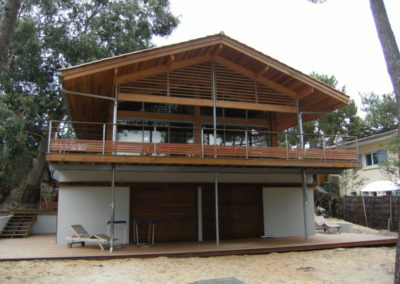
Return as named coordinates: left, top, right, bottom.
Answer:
left=245, top=130, right=248, bottom=159
left=153, top=126, right=157, bottom=155
left=322, top=134, right=326, bottom=161
left=102, top=123, right=106, bottom=155
left=285, top=131, right=289, bottom=160
left=201, top=128, right=204, bottom=158
left=47, top=121, right=52, bottom=153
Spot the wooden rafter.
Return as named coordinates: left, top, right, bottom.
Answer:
left=215, top=55, right=299, bottom=99
left=116, top=54, right=213, bottom=84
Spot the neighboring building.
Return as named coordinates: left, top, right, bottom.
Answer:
left=341, top=130, right=396, bottom=196
left=47, top=33, right=358, bottom=249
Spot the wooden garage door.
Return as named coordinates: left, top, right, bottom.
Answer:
left=130, top=184, right=197, bottom=243
left=202, top=184, right=264, bottom=240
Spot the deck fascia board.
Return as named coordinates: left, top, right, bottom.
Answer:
left=46, top=153, right=359, bottom=169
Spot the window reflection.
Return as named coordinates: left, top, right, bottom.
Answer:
left=202, top=124, right=270, bottom=146
left=117, top=120, right=194, bottom=144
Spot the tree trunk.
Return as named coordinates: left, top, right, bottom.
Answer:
left=369, top=1, right=400, bottom=282
left=20, top=136, right=48, bottom=205
left=0, top=0, right=22, bottom=73
left=370, top=0, right=400, bottom=125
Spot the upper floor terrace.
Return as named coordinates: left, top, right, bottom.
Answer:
left=47, top=120, right=359, bottom=169
left=48, top=33, right=360, bottom=170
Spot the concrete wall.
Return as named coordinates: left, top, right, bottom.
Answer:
left=262, top=187, right=315, bottom=237
left=0, top=215, right=11, bottom=231
left=32, top=215, right=57, bottom=234
left=57, top=186, right=130, bottom=246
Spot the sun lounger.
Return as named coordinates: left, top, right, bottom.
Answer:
left=315, top=215, right=341, bottom=233
left=65, top=224, right=115, bottom=250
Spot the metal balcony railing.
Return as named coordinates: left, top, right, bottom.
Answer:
left=47, top=121, right=358, bottom=162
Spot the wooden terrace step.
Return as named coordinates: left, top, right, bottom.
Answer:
left=0, top=212, right=37, bottom=238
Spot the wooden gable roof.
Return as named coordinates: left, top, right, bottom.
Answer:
left=60, top=33, right=349, bottom=131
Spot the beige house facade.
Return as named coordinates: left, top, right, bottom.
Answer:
left=343, top=130, right=395, bottom=195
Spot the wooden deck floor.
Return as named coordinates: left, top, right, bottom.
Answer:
left=0, top=233, right=396, bottom=261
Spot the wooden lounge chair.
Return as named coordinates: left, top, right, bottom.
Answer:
left=65, top=224, right=115, bottom=250
left=315, top=215, right=341, bottom=233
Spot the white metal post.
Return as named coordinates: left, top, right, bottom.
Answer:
left=201, top=128, right=204, bottom=157
left=322, top=134, right=326, bottom=161
left=285, top=131, right=289, bottom=160
left=102, top=123, right=106, bottom=155
left=245, top=130, right=248, bottom=159
left=296, top=100, right=304, bottom=149
left=47, top=121, right=52, bottom=153
left=112, top=85, right=118, bottom=142
left=153, top=126, right=157, bottom=155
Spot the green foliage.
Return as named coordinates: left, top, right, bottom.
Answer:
left=382, top=133, right=400, bottom=182
left=361, top=92, right=398, bottom=136
left=284, top=72, right=364, bottom=148
left=0, top=102, right=31, bottom=201
left=0, top=0, right=179, bottom=201
left=339, top=169, right=366, bottom=196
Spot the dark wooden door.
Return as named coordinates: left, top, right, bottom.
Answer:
left=130, top=184, right=198, bottom=243
left=203, top=184, right=264, bottom=240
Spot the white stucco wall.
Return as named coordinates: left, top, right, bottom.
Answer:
left=32, top=215, right=57, bottom=234
left=262, top=187, right=315, bottom=237
left=57, top=186, right=130, bottom=246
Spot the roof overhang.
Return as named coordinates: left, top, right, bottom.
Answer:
left=59, top=33, right=349, bottom=129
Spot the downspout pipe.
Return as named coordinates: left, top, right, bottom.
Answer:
left=296, top=104, right=333, bottom=149
left=62, top=87, right=118, bottom=251
left=61, top=88, right=117, bottom=102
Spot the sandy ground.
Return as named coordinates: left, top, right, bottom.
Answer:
left=0, top=221, right=397, bottom=284
left=0, top=247, right=395, bottom=284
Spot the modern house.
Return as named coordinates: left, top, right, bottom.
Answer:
left=47, top=33, right=358, bottom=251
left=341, top=130, right=397, bottom=196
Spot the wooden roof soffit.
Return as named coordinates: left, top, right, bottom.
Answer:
left=220, top=37, right=349, bottom=104
left=256, top=66, right=270, bottom=78
left=61, top=37, right=224, bottom=81
left=115, top=54, right=213, bottom=84
left=297, top=86, right=314, bottom=99
left=60, top=33, right=349, bottom=108
left=214, top=55, right=299, bottom=99
left=212, top=44, right=224, bottom=57
left=167, top=54, right=175, bottom=68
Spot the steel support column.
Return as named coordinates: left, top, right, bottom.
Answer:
left=198, top=186, right=203, bottom=242
left=301, top=169, right=308, bottom=242
left=112, top=84, right=119, bottom=141
left=212, top=61, right=217, bottom=157
left=214, top=174, right=220, bottom=246
left=110, top=165, right=116, bottom=252
left=296, top=99, right=304, bottom=149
